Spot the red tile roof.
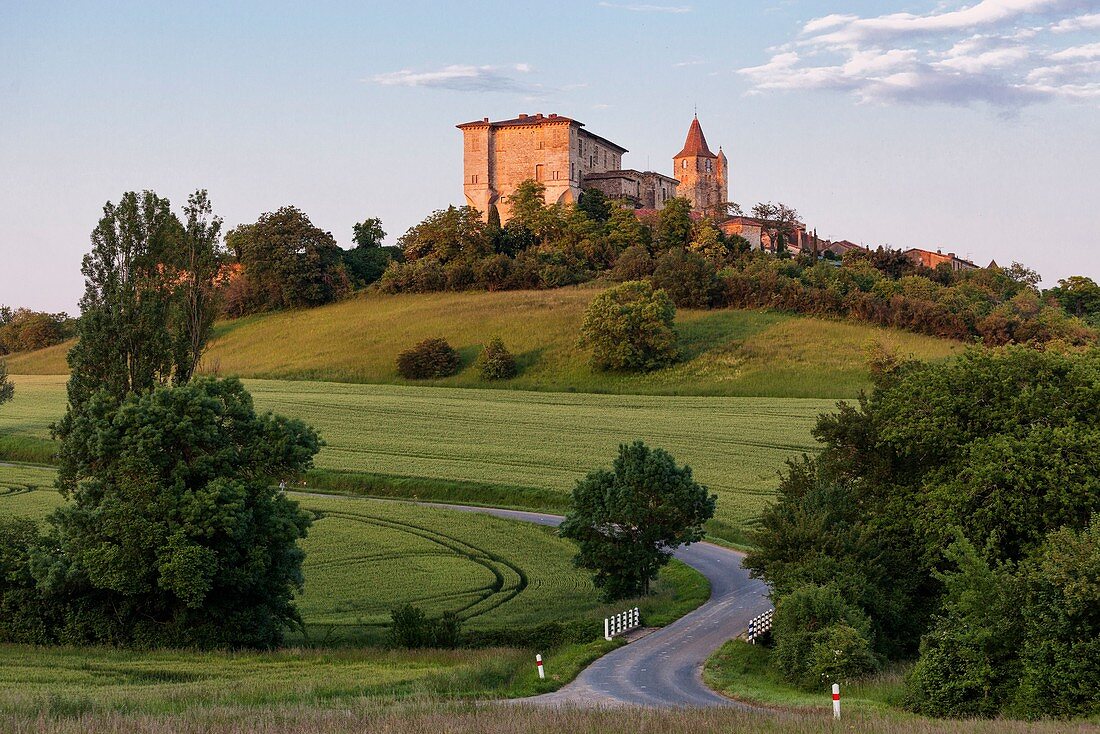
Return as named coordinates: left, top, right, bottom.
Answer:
left=674, top=116, right=717, bottom=159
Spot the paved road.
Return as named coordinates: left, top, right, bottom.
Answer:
left=430, top=503, right=772, bottom=708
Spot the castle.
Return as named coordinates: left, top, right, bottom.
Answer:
left=457, top=113, right=727, bottom=222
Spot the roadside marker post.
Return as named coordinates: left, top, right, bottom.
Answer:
left=832, top=683, right=840, bottom=719
left=536, top=653, right=545, bottom=679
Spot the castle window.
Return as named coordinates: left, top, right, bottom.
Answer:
left=706, top=160, right=712, bottom=172
left=571, top=163, right=575, bottom=180
left=681, top=159, right=687, bottom=170
left=535, top=164, right=545, bottom=181
left=553, top=170, right=560, bottom=180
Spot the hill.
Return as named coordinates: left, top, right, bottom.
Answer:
left=4, top=287, right=962, bottom=399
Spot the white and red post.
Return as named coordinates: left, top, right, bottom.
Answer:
left=536, top=653, right=545, bottom=679
left=832, top=683, right=840, bottom=719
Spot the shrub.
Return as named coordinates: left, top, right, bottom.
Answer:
left=579, top=280, right=677, bottom=372
left=388, top=604, right=463, bottom=649
left=773, top=585, right=876, bottom=690
left=396, top=337, right=461, bottom=379
left=609, top=244, right=655, bottom=282
left=478, top=337, right=518, bottom=380
left=651, top=248, right=723, bottom=308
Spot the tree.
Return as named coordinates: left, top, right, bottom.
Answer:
left=0, top=361, right=12, bottom=408
left=773, top=584, right=878, bottom=690
left=64, top=190, right=184, bottom=410
left=39, top=378, right=318, bottom=648
left=751, top=202, right=800, bottom=254
left=227, top=206, right=350, bottom=313
left=560, top=441, right=715, bottom=600
left=686, top=219, right=726, bottom=263
left=578, top=188, right=612, bottom=224
left=655, top=197, right=693, bottom=250
left=478, top=337, right=518, bottom=380
left=652, top=248, right=722, bottom=308
left=397, top=206, right=491, bottom=264
left=171, top=189, right=225, bottom=384
left=1048, top=275, right=1100, bottom=326
left=352, top=217, right=386, bottom=248
left=396, top=337, right=461, bottom=379
left=579, top=281, right=678, bottom=372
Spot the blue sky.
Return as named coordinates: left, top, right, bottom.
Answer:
left=2, top=0, right=1099, bottom=312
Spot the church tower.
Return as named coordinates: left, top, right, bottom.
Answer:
left=673, top=115, right=727, bottom=216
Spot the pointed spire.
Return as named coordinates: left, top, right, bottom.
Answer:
left=675, top=115, right=717, bottom=159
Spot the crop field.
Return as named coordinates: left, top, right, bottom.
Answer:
left=0, top=375, right=831, bottom=528
left=0, top=468, right=701, bottom=643
left=3, top=288, right=962, bottom=399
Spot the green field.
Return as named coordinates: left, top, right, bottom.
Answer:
left=3, top=288, right=962, bottom=399
left=0, top=374, right=831, bottom=529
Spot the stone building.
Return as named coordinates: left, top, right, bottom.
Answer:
left=673, top=115, right=728, bottom=216
left=457, top=113, right=684, bottom=223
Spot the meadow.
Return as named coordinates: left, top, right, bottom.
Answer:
left=3, top=288, right=962, bottom=399
left=0, top=374, right=832, bottom=529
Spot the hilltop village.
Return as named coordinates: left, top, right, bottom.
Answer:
left=458, top=112, right=990, bottom=272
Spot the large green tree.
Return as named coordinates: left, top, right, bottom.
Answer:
left=397, top=205, right=491, bottom=264
left=560, top=441, right=715, bottom=600
left=41, top=378, right=318, bottom=648
left=172, top=190, right=225, bottom=383
left=579, top=280, right=678, bottom=372
left=227, top=206, right=349, bottom=313
left=64, top=190, right=184, bottom=409
left=0, top=360, right=12, bottom=408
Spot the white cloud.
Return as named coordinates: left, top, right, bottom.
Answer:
left=597, top=2, right=692, bottom=12
left=372, top=64, right=538, bottom=93
left=738, top=1, right=1100, bottom=110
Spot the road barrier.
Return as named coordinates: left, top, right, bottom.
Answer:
left=746, top=608, right=774, bottom=644
left=832, top=683, right=841, bottom=719
left=536, top=653, right=544, bottom=679
left=604, top=607, right=640, bottom=640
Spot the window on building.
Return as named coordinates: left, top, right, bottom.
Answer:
left=706, top=160, right=712, bottom=172
left=535, top=164, right=545, bottom=182
left=681, top=159, right=687, bottom=170
left=571, top=163, right=575, bottom=180
left=471, top=174, right=478, bottom=184
left=553, top=170, right=560, bottom=180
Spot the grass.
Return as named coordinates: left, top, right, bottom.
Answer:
left=2, top=288, right=962, bottom=399
left=0, top=374, right=831, bottom=529
left=2, top=700, right=1092, bottom=733
left=704, top=640, right=909, bottom=714
left=0, top=467, right=708, bottom=646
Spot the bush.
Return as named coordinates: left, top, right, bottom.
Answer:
left=651, top=248, right=723, bottom=308
left=478, top=337, right=518, bottom=380
left=396, top=337, right=461, bottom=379
left=609, top=245, right=655, bottom=282
left=773, top=585, right=876, bottom=690
left=578, top=280, right=677, bottom=372
left=388, top=604, right=463, bottom=649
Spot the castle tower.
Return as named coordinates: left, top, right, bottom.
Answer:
left=673, top=115, right=727, bottom=216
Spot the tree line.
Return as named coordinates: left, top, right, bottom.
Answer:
left=746, top=346, right=1100, bottom=719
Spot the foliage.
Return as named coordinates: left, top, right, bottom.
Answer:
left=772, top=584, right=877, bottom=690
left=0, top=517, right=54, bottom=643
left=478, top=337, right=518, bottom=380
left=1047, top=275, right=1100, bottom=328
left=225, top=206, right=349, bottom=315
left=0, top=361, right=11, bottom=409
left=751, top=202, right=801, bottom=253
left=654, top=197, right=693, bottom=250
left=579, top=281, right=678, bottom=372
left=352, top=217, right=386, bottom=248
left=172, top=189, right=226, bottom=383
left=747, top=347, right=1100, bottom=718
left=651, top=248, right=723, bottom=308
left=905, top=534, right=1022, bottom=718
left=609, top=244, right=655, bottom=281
left=399, top=205, right=492, bottom=264
left=36, top=378, right=319, bottom=648
left=389, top=605, right=463, bottom=649
left=577, top=188, right=612, bottom=224
left=0, top=307, right=75, bottom=354
left=1012, top=520, right=1100, bottom=719
left=64, top=190, right=184, bottom=410
left=560, top=441, right=715, bottom=600
left=396, top=337, right=461, bottom=379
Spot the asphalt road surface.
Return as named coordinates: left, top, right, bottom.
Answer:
left=433, top=503, right=773, bottom=708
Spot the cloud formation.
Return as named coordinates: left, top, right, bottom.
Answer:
left=372, top=64, right=537, bottom=93
left=739, top=1, right=1100, bottom=109
left=597, top=2, right=692, bottom=13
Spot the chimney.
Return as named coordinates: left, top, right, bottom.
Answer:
left=549, top=113, right=558, bottom=118
left=536, top=113, right=544, bottom=119
left=518, top=113, right=528, bottom=119
left=482, top=117, right=489, bottom=122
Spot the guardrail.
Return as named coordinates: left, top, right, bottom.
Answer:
left=747, top=608, right=774, bottom=644
left=604, top=607, right=640, bottom=640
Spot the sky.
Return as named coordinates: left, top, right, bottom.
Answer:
left=2, top=0, right=1099, bottom=313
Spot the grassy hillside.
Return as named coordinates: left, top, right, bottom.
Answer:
left=0, top=375, right=830, bottom=529
left=3, top=288, right=963, bottom=399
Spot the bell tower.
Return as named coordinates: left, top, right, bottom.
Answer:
left=672, top=115, right=726, bottom=216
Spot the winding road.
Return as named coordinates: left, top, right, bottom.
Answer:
left=430, top=503, right=772, bottom=708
